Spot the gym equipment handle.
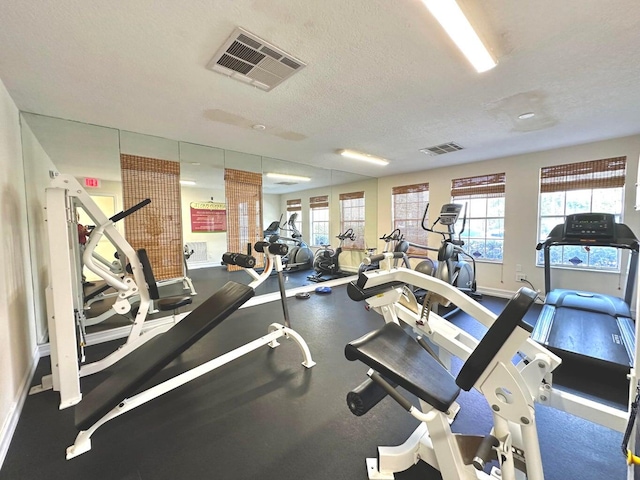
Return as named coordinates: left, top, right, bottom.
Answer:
left=110, top=199, right=151, bottom=223
left=221, top=252, right=256, bottom=268
left=363, top=252, right=405, bottom=266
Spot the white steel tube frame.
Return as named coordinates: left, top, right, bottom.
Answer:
left=357, top=252, right=640, bottom=477
left=67, top=246, right=315, bottom=459
left=31, top=173, right=159, bottom=408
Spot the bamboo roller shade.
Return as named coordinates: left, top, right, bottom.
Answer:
left=224, top=168, right=264, bottom=271
left=120, top=154, right=183, bottom=281
left=540, top=157, right=626, bottom=193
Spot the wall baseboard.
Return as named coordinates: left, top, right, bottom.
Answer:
left=0, top=344, right=40, bottom=470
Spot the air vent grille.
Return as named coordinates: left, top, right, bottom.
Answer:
left=207, top=27, right=307, bottom=91
left=275, top=181, right=297, bottom=185
left=419, top=142, right=465, bottom=156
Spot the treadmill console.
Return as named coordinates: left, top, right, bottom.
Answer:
left=563, top=213, right=615, bottom=240
left=439, top=203, right=462, bottom=225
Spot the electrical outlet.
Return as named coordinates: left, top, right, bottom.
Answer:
left=516, top=273, right=527, bottom=282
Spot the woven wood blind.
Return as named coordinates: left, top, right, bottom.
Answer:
left=286, top=199, right=302, bottom=212
left=451, top=172, right=506, bottom=198
left=224, top=168, right=263, bottom=271
left=391, top=183, right=429, bottom=195
left=392, top=182, right=429, bottom=252
left=121, top=154, right=183, bottom=281
left=339, top=191, right=365, bottom=201
left=540, top=157, right=627, bottom=193
left=310, top=195, right=329, bottom=209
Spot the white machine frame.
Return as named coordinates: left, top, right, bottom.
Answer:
left=354, top=252, right=639, bottom=479
left=67, top=246, right=315, bottom=459
left=30, top=173, right=191, bottom=408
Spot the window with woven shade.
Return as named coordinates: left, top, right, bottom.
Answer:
left=391, top=183, right=429, bottom=251
left=309, top=195, right=329, bottom=246
left=339, top=191, right=365, bottom=250
left=224, top=168, right=263, bottom=271
left=451, top=172, right=506, bottom=262
left=538, top=156, right=626, bottom=269
left=121, top=154, right=183, bottom=280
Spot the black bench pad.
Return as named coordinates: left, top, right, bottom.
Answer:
left=156, top=296, right=193, bottom=311
left=75, top=281, right=255, bottom=430
left=345, top=322, right=460, bottom=412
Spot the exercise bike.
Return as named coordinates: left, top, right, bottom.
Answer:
left=358, top=229, right=409, bottom=274
left=308, top=228, right=356, bottom=282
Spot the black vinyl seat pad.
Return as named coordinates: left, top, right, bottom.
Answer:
left=75, top=281, right=255, bottom=431
left=156, top=296, right=193, bottom=311
left=345, top=322, right=460, bottom=413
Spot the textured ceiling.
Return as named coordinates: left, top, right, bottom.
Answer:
left=2, top=0, right=640, bottom=178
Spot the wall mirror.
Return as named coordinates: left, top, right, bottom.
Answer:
left=20, top=113, right=377, bottom=345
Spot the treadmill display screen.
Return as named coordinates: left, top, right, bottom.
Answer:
left=563, top=213, right=615, bottom=239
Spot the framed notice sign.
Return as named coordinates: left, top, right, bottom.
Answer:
left=190, top=202, right=227, bottom=232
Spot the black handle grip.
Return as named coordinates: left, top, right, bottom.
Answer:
left=110, top=199, right=151, bottom=223
left=347, top=377, right=399, bottom=416
left=221, top=252, right=256, bottom=268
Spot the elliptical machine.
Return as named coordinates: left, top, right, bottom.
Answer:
left=412, top=203, right=478, bottom=293
left=270, top=213, right=313, bottom=271
left=308, top=228, right=356, bottom=282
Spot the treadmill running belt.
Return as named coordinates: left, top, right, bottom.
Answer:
left=548, top=307, right=630, bottom=366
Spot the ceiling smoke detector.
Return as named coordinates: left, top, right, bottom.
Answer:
left=419, top=142, right=465, bottom=156
left=206, top=27, right=307, bottom=91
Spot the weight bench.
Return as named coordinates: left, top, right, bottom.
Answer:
left=68, top=281, right=255, bottom=458
left=345, top=287, right=547, bottom=479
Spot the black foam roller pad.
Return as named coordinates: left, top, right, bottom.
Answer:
left=269, top=243, right=288, bottom=256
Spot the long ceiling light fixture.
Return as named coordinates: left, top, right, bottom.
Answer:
left=266, top=173, right=311, bottom=182
left=338, top=149, right=389, bottom=166
left=421, top=0, right=496, bottom=73
left=180, top=180, right=197, bottom=186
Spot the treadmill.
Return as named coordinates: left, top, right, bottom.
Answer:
left=531, top=213, right=639, bottom=380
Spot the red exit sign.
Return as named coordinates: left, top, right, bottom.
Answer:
left=84, top=177, right=101, bottom=188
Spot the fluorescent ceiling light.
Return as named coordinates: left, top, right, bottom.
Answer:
left=266, top=172, right=311, bottom=182
left=180, top=180, right=197, bottom=186
left=338, top=149, right=389, bottom=166
left=421, top=0, right=496, bottom=73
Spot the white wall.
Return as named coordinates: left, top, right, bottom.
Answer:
left=0, top=79, right=37, bottom=465
left=378, top=135, right=640, bottom=297
left=181, top=186, right=227, bottom=266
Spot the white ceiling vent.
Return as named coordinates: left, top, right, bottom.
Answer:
left=206, top=28, right=306, bottom=91
left=419, top=142, right=465, bottom=156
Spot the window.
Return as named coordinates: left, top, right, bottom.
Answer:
left=392, top=183, right=429, bottom=248
left=451, top=172, right=506, bottom=262
left=286, top=198, right=302, bottom=233
left=309, top=195, right=329, bottom=246
left=538, top=157, right=626, bottom=270
left=339, top=191, right=365, bottom=250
